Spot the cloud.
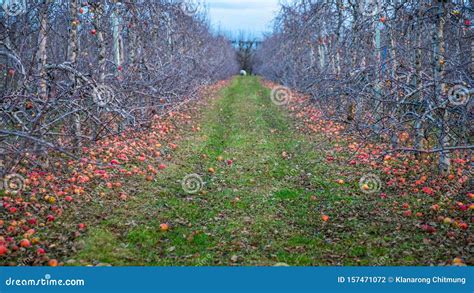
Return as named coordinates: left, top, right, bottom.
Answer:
left=208, top=1, right=277, bottom=10
left=205, top=0, right=280, bottom=38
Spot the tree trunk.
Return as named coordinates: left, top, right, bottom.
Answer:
left=374, top=0, right=381, bottom=93
left=67, top=0, right=81, bottom=150
left=471, top=35, right=474, bottom=75
left=91, top=1, right=106, bottom=141
left=433, top=0, right=450, bottom=174
left=318, top=41, right=326, bottom=69
left=36, top=0, right=50, bottom=100
left=112, top=6, right=123, bottom=77
left=92, top=2, right=106, bottom=83
left=414, top=2, right=424, bottom=152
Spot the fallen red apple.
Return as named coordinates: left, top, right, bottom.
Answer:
left=443, top=217, right=452, bottom=224
left=430, top=204, right=440, bottom=211
left=119, top=193, right=128, bottom=200
left=458, top=222, right=468, bottom=230
left=421, top=224, right=436, bottom=233
left=403, top=210, right=412, bottom=217
left=19, top=239, right=31, bottom=248
left=48, top=259, right=58, bottom=267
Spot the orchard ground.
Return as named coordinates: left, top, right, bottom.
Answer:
left=1, top=77, right=472, bottom=266
left=73, top=77, right=472, bottom=266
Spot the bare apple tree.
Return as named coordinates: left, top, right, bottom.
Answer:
left=0, top=0, right=239, bottom=174
left=255, top=0, right=473, bottom=174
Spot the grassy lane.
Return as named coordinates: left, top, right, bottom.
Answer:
left=72, top=76, right=455, bottom=266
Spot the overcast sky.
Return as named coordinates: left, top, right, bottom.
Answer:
left=204, top=0, right=281, bottom=39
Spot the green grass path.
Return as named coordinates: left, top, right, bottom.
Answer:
left=73, top=77, right=439, bottom=266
